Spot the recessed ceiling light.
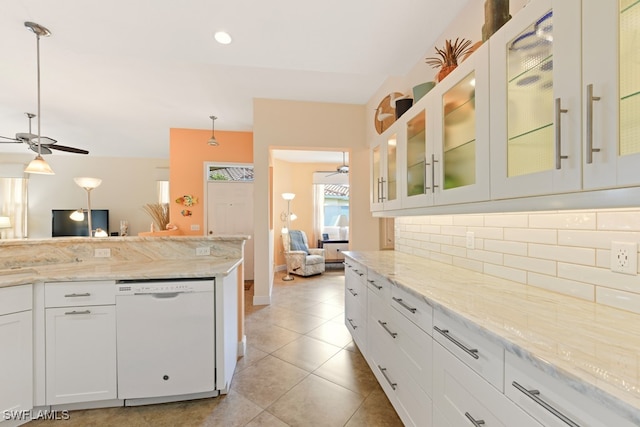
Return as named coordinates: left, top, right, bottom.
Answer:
left=214, top=31, right=232, bottom=45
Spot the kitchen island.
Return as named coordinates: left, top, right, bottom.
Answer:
left=0, top=236, right=247, bottom=427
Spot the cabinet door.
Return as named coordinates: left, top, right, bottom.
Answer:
left=402, top=104, right=436, bottom=208
left=371, top=124, right=404, bottom=212
left=45, top=305, right=117, bottom=405
left=370, top=140, right=384, bottom=211
left=583, top=0, right=640, bottom=189
left=490, top=0, right=582, bottom=199
left=432, top=42, right=491, bottom=205
left=433, top=343, right=542, bottom=427
left=0, top=310, right=32, bottom=419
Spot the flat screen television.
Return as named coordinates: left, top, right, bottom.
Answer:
left=52, top=209, right=109, bottom=237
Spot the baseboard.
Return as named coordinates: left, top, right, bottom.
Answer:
left=253, top=294, right=271, bottom=305
left=51, top=399, right=123, bottom=411
left=237, top=335, right=247, bottom=357
left=275, top=264, right=286, bottom=272
left=124, top=391, right=218, bottom=407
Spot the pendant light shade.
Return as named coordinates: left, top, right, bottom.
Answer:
left=207, top=115, right=219, bottom=146
left=23, top=21, right=54, bottom=175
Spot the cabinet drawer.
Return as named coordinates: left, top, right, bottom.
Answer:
left=345, top=299, right=366, bottom=351
left=45, top=281, right=116, bottom=307
left=434, top=342, right=541, bottom=427
left=390, top=285, right=432, bottom=335
left=366, top=269, right=392, bottom=301
left=344, top=258, right=365, bottom=276
left=345, top=273, right=366, bottom=308
left=433, top=308, right=504, bottom=391
left=0, top=284, right=32, bottom=316
left=505, top=351, right=637, bottom=427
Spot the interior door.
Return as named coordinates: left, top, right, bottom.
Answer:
left=207, top=182, right=254, bottom=280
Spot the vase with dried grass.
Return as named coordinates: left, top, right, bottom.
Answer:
left=426, top=38, right=474, bottom=82
left=142, top=203, right=170, bottom=231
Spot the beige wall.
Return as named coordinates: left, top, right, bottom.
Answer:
left=253, top=98, right=376, bottom=305
left=0, top=153, right=168, bottom=239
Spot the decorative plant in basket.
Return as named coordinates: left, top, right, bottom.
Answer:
left=142, top=203, right=170, bottom=231
left=425, top=38, right=474, bottom=82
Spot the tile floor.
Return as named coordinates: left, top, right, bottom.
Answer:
left=28, top=270, right=403, bottom=426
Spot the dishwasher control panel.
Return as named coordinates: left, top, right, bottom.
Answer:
left=115, top=279, right=214, bottom=295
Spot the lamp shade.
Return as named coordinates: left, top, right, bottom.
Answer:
left=336, top=215, right=349, bottom=227
left=74, top=177, right=102, bottom=189
left=69, top=209, right=85, bottom=221
left=282, top=193, right=295, bottom=201
left=24, top=155, right=55, bottom=175
left=0, top=217, right=11, bottom=229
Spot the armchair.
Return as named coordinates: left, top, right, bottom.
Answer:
left=283, top=230, right=325, bottom=277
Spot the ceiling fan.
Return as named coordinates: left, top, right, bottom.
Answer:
left=0, top=112, right=89, bottom=155
left=320, top=152, right=349, bottom=176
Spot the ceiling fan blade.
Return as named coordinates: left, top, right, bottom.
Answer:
left=46, top=144, right=89, bottom=155
left=32, top=136, right=57, bottom=145
left=0, top=135, right=20, bottom=142
left=29, top=144, right=52, bottom=155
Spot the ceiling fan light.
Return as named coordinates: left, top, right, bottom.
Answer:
left=207, top=115, right=219, bottom=147
left=24, top=155, right=55, bottom=175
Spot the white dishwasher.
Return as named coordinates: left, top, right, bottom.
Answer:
left=115, top=278, right=216, bottom=404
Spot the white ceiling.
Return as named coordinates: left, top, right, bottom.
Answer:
left=0, top=0, right=468, bottom=159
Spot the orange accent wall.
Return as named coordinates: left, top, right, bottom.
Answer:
left=169, top=128, right=253, bottom=235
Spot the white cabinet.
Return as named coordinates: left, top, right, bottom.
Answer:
left=371, top=127, right=403, bottom=211
left=323, top=242, right=348, bottom=263
left=44, top=281, right=117, bottom=405
left=344, top=259, right=367, bottom=350
left=0, top=285, right=32, bottom=426
left=433, top=342, right=542, bottom=427
left=505, top=351, right=637, bottom=427
left=492, top=0, right=640, bottom=199
left=490, top=0, right=582, bottom=198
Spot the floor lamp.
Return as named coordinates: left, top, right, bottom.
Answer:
left=282, top=192, right=295, bottom=281
left=74, top=177, right=102, bottom=237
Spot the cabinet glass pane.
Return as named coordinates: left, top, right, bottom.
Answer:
left=373, top=145, right=381, bottom=202
left=443, top=72, right=476, bottom=189
left=407, top=111, right=426, bottom=197
left=387, top=134, right=397, bottom=201
left=620, top=0, right=640, bottom=156
left=507, top=10, right=554, bottom=177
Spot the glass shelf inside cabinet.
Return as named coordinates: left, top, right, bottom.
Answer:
left=443, top=72, right=477, bottom=189
left=507, top=10, right=554, bottom=177
left=620, top=0, right=640, bottom=156
left=406, top=111, right=426, bottom=197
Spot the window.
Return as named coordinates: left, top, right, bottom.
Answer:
left=313, top=172, right=349, bottom=240
left=207, top=164, right=254, bottom=182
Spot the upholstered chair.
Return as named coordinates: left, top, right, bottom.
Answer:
left=283, top=230, right=325, bottom=276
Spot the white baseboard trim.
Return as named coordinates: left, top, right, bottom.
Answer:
left=253, top=294, right=271, bottom=305
left=237, top=335, right=247, bottom=357
left=275, top=264, right=286, bottom=272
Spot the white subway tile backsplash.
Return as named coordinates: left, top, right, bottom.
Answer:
left=484, top=239, right=528, bottom=256
left=529, top=212, right=596, bottom=230
left=596, top=287, right=640, bottom=314
left=395, top=209, right=640, bottom=312
left=528, top=243, right=595, bottom=266
left=597, top=211, right=640, bottom=231
left=527, top=273, right=594, bottom=301
left=484, top=213, right=529, bottom=228
left=504, top=254, right=556, bottom=276
left=504, top=228, right=557, bottom=244
left=483, top=264, right=527, bottom=284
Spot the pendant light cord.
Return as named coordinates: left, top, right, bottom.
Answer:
left=36, top=32, right=42, bottom=157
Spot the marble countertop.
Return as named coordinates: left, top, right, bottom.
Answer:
left=343, top=250, right=640, bottom=424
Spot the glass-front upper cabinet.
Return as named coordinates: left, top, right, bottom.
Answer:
left=431, top=41, right=490, bottom=205
left=490, top=0, right=582, bottom=199
left=370, top=125, right=403, bottom=212
left=403, top=109, right=431, bottom=208
left=583, top=0, right=640, bottom=189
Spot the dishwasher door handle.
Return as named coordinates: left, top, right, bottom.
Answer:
left=150, top=292, right=182, bottom=298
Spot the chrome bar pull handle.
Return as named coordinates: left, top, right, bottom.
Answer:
left=64, top=292, right=91, bottom=298
left=64, top=310, right=91, bottom=315
left=433, top=326, right=479, bottom=360
left=425, top=159, right=431, bottom=191
left=368, top=279, right=383, bottom=290
left=380, top=178, right=386, bottom=201
left=586, top=84, right=601, bottom=164
left=378, top=320, right=398, bottom=338
left=512, top=381, right=580, bottom=427
left=464, top=412, right=485, bottom=427
left=347, top=318, right=357, bottom=330
left=347, top=288, right=358, bottom=297
left=555, top=98, right=568, bottom=169
left=431, top=154, right=439, bottom=192
left=392, top=297, right=417, bottom=314
left=377, top=365, right=397, bottom=390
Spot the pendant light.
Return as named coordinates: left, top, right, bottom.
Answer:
left=24, top=21, right=54, bottom=175
left=207, top=115, right=219, bottom=146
